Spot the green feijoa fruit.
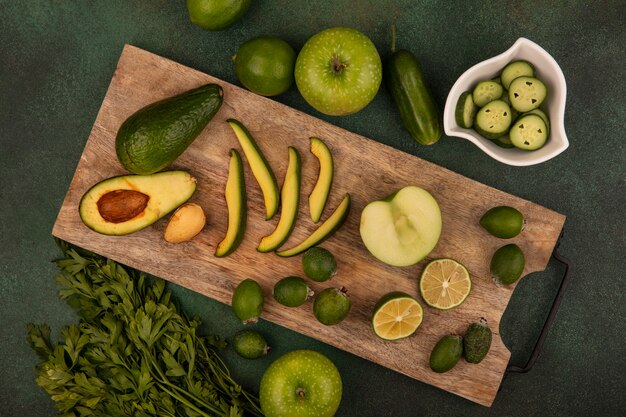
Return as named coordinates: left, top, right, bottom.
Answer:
left=233, top=330, right=270, bottom=359
left=463, top=318, right=492, bottom=364
left=302, top=247, right=337, bottom=282
left=429, top=335, right=463, bottom=373
left=480, top=206, right=525, bottom=239
left=313, top=287, right=351, bottom=325
left=490, top=244, right=526, bottom=285
left=273, top=276, right=313, bottom=307
left=232, top=278, right=264, bottom=324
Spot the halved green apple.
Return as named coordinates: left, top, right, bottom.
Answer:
left=359, top=186, right=442, bottom=267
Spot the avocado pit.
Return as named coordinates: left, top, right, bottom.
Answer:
left=97, top=189, right=150, bottom=223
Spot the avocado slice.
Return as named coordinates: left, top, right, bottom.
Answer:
left=227, top=119, right=280, bottom=220
left=276, top=194, right=351, bottom=257
left=79, top=171, right=196, bottom=235
left=116, top=83, right=223, bottom=175
left=309, top=137, right=334, bottom=223
left=258, top=147, right=301, bottom=252
left=215, top=149, right=247, bottom=257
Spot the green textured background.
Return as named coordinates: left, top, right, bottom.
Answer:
left=1, top=1, right=624, bottom=415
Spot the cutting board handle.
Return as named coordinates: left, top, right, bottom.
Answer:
left=503, top=231, right=572, bottom=377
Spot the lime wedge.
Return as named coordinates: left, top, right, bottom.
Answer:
left=372, top=292, right=423, bottom=340
left=419, top=258, right=472, bottom=310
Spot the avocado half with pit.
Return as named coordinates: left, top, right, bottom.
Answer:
left=360, top=186, right=442, bottom=267
left=79, top=171, right=197, bottom=235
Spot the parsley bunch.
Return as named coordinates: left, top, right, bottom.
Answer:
left=27, top=240, right=263, bottom=417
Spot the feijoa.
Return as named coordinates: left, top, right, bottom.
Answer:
left=429, top=335, right=463, bottom=373
left=273, top=276, right=313, bottom=307
left=302, top=247, right=337, bottom=282
left=232, top=278, right=264, bottom=324
left=490, top=244, right=525, bottom=285
left=463, top=318, right=492, bottom=364
left=480, top=206, right=525, bottom=239
left=233, top=330, right=269, bottom=359
left=313, top=287, right=351, bottom=325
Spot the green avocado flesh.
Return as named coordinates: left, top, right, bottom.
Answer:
left=115, top=83, right=223, bottom=175
left=215, top=149, right=247, bottom=257
left=258, top=147, right=301, bottom=252
left=308, top=137, right=334, bottom=223
left=276, top=194, right=351, bottom=257
left=79, top=171, right=196, bottom=235
left=227, top=119, right=280, bottom=220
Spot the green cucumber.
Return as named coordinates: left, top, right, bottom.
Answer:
left=501, top=60, right=535, bottom=89
left=215, top=149, right=247, bottom=257
left=472, top=80, right=503, bottom=107
left=385, top=26, right=441, bottom=145
left=257, top=147, right=301, bottom=252
left=116, top=83, right=223, bottom=175
left=509, top=114, right=548, bottom=150
left=474, top=100, right=512, bottom=139
left=309, top=137, right=334, bottom=223
left=455, top=91, right=477, bottom=128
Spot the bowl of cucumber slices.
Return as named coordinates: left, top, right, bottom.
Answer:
left=443, top=37, right=568, bottom=166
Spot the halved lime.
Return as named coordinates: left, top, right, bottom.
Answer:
left=419, top=258, right=472, bottom=310
left=371, top=291, right=423, bottom=340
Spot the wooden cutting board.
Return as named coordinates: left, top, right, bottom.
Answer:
left=52, top=45, right=565, bottom=407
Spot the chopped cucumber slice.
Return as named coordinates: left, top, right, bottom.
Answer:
left=501, top=60, right=535, bottom=89
left=509, top=114, right=548, bottom=150
left=524, top=108, right=550, bottom=135
left=455, top=92, right=477, bottom=128
left=499, top=92, right=519, bottom=121
left=492, top=134, right=514, bottom=148
left=472, top=80, right=504, bottom=107
left=508, top=76, right=547, bottom=112
left=474, top=100, right=512, bottom=139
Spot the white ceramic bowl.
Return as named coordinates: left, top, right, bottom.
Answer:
left=443, top=38, right=568, bottom=166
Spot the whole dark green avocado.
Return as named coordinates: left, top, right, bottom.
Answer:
left=116, top=83, right=223, bottom=174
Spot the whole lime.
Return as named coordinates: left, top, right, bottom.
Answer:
left=234, top=37, right=296, bottom=96
left=186, top=0, right=250, bottom=31
left=302, top=247, right=336, bottom=282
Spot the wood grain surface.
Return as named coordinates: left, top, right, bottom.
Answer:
left=52, top=45, right=566, bottom=407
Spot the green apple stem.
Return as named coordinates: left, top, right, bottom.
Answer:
left=391, top=23, right=397, bottom=53
left=296, top=388, right=306, bottom=405
left=331, top=55, right=347, bottom=73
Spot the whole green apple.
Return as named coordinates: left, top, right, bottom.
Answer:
left=259, top=349, right=342, bottom=417
left=295, top=27, right=382, bottom=116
